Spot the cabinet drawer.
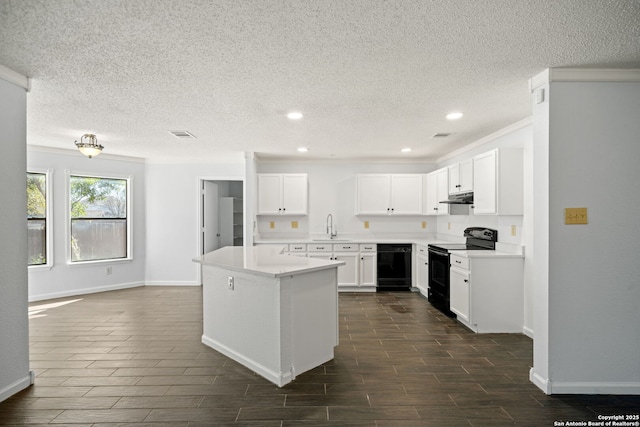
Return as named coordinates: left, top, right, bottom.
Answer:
left=307, top=244, right=332, bottom=252
left=333, top=243, right=358, bottom=252
left=288, top=244, right=307, bottom=253
left=359, top=244, right=376, bottom=252
left=450, top=254, right=469, bottom=270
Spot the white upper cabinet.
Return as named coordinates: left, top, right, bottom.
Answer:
left=472, top=148, right=523, bottom=215
left=356, top=174, right=423, bottom=215
left=257, top=173, right=308, bottom=215
left=424, top=168, right=449, bottom=215
left=448, top=159, right=473, bottom=195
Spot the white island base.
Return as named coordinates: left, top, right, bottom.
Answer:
left=195, top=246, right=342, bottom=387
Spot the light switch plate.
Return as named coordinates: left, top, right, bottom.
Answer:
left=364, top=221, right=369, bottom=229
left=565, top=207, right=588, bottom=224
left=269, top=221, right=275, bottom=229
left=421, top=221, right=427, bottom=229
left=291, top=221, right=298, bottom=229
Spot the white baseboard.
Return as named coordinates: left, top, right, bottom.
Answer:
left=0, top=373, right=32, bottom=403
left=144, top=281, right=200, bottom=287
left=29, top=282, right=144, bottom=302
left=530, top=368, right=640, bottom=395
left=530, top=368, right=551, bottom=394
left=522, top=326, right=534, bottom=338
left=201, top=335, right=292, bottom=387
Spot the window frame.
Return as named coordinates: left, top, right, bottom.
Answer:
left=27, top=168, right=53, bottom=270
left=65, top=170, right=133, bottom=266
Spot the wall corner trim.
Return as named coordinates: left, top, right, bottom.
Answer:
left=0, top=64, right=30, bottom=91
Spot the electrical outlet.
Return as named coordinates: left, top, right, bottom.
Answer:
left=448, top=222, right=451, bottom=230
left=227, top=276, right=234, bottom=290
left=269, top=221, right=275, bottom=229
left=565, top=207, right=588, bottom=225
left=106, top=266, right=112, bottom=275
left=511, top=225, right=517, bottom=236
left=291, top=221, right=298, bottom=229
left=421, top=221, right=427, bottom=229
left=364, top=221, right=369, bottom=229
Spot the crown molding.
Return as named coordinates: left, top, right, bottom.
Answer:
left=437, top=117, right=533, bottom=164
left=530, top=68, right=640, bottom=91
left=0, top=65, right=30, bottom=91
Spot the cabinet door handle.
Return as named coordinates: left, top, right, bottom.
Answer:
left=464, top=279, right=469, bottom=283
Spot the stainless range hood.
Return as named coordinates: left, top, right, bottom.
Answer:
left=439, top=191, right=473, bottom=205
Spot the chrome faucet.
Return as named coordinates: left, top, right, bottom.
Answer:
left=326, top=214, right=337, bottom=239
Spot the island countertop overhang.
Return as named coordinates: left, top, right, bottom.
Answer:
left=193, top=245, right=345, bottom=278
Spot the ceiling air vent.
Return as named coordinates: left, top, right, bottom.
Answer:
left=432, top=132, right=452, bottom=138
left=169, top=130, right=196, bottom=139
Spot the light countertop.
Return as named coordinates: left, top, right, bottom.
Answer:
left=193, top=245, right=345, bottom=278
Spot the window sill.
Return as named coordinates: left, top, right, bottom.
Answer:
left=66, top=258, right=133, bottom=268
left=28, top=264, right=53, bottom=272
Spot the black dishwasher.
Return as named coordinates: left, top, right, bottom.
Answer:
left=376, top=244, right=412, bottom=291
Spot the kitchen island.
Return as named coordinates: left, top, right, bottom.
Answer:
left=193, top=246, right=344, bottom=387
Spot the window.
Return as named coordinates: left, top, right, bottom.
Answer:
left=27, top=172, right=48, bottom=266
left=69, top=175, right=129, bottom=263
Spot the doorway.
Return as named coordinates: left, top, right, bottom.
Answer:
left=199, top=179, right=244, bottom=256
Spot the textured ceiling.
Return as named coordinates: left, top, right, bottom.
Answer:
left=1, top=0, right=639, bottom=162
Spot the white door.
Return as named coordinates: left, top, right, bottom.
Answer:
left=202, top=181, right=220, bottom=254
left=257, top=174, right=282, bottom=214
left=390, top=174, right=423, bottom=214
left=334, top=252, right=359, bottom=287
left=359, top=253, right=377, bottom=287
left=281, top=174, right=308, bottom=215
left=356, top=175, right=391, bottom=214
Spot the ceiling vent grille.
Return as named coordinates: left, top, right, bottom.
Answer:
left=169, top=130, right=196, bottom=139
left=432, top=132, right=452, bottom=138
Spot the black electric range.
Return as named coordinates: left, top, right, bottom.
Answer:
left=427, top=228, right=498, bottom=316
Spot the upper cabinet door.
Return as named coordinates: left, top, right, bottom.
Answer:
left=281, top=174, right=308, bottom=215
left=448, top=159, right=473, bottom=194
left=257, top=174, right=283, bottom=215
left=473, top=150, right=497, bottom=214
left=459, top=159, right=474, bottom=193
left=257, top=173, right=308, bottom=215
left=390, top=174, right=423, bottom=215
left=436, top=168, right=450, bottom=215
left=356, top=174, right=392, bottom=215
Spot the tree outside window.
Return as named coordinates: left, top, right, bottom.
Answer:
left=27, top=172, right=47, bottom=265
left=70, top=176, right=128, bottom=262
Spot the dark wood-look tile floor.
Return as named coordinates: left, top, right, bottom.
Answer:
left=1, top=287, right=638, bottom=426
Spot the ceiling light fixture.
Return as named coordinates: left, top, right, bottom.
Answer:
left=401, top=147, right=412, bottom=153
left=74, top=134, right=103, bottom=158
left=287, top=111, right=303, bottom=120
left=297, top=147, right=309, bottom=153
left=446, top=112, right=463, bottom=120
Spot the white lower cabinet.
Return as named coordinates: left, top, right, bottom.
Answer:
left=450, top=260, right=471, bottom=323
left=358, top=244, right=377, bottom=289
left=416, top=245, right=429, bottom=296
left=287, top=242, right=377, bottom=291
left=449, top=253, right=524, bottom=333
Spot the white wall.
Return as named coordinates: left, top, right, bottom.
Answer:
left=256, top=162, right=437, bottom=239
left=531, top=71, right=640, bottom=394
left=0, top=76, right=31, bottom=401
left=27, top=148, right=147, bottom=301
left=145, top=162, right=244, bottom=285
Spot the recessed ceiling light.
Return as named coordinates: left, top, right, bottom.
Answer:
left=446, top=112, right=463, bottom=120
left=297, top=147, right=309, bottom=153
left=432, top=132, right=452, bottom=138
left=287, top=111, right=303, bottom=120
left=401, top=147, right=412, bottom=153
left=169, top=130, right=196, bottom=139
